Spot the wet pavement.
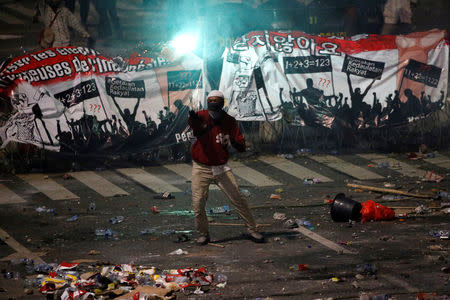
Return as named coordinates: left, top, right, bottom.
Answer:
left=0, top=150, right=449, bottom=299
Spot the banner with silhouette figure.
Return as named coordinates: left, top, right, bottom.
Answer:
left=0, top=47, right=207, bottom=158
left=220, top=29, right=448, bottom=129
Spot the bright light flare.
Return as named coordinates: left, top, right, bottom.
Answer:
left=170, top=33, right=199, bottom=55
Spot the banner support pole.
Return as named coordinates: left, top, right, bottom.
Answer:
left=167, top=91, right=170, bottom=109
left=330, top=55, right=336, bottom=98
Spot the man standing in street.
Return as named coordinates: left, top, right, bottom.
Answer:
left=38, top=0, right=90, bottom=47
left=381, top=0, right=414, bottom=35
left=188, top=90, right=264, bottom=245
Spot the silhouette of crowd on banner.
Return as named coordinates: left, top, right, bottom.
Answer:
left=279, top=76, right=445, bottom=130
left=54, top=97, right=190, bottom=160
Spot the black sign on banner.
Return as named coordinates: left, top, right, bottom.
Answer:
left=55, top=79, right=99, bottom=107
left=403, top=59, right=441, bottom=88
left=342, top=55, right=385, bottom=79
left=105, top=77, right=146, bottom=98
left=167, top=70, right=202, bottom=91
left=284, top=56, right=332, bottom=74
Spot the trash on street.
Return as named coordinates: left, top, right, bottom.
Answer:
left=153, top=192, right=175, bottom=199
left=168, top=248, right=188, bottom=255
left=273, top=212, right=287, bottom=220
left=422, top=170, right=445, bottom=183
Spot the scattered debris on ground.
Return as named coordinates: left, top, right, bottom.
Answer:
left=2, top=260, right=220, bottom=299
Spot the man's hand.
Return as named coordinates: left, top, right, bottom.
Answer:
left=189, top=110, right=203, bottom=134
left=189, top=110, right=200, bottom=120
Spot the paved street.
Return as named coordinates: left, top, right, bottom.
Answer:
left=0, top=0, right=449, bottom=299
left=0, top=151, right=449, bottom=299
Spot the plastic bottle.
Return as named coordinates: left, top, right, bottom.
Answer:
left=104, top=228, right=113, bottom=237
left=356, top=263, right=377, bottom=275
left=303, top=179, right=314, bottom=185
left=36, top=206, right=54, bottom=213
left=109, top=216, right=124, bottom=224
left=35, top=206, right=45, bottom=213
left=184, top=186, right=191, bottom=195
left=378, top=161, right=390, bottom=168
left=438, top=230, right=449, bottom=240
left=34, top=263, right=54, bottom=273
left=437, top=191, right=450, bottom=198
left=297, top=149, right=305, bottom=155
left=24, top=277, right=43, bottom=288
left=295, top=219, right=312, bottom=227
left=297, top=148, right=311, bottom=154
left=303, top=221, right=312, bottom=227
left=21, top=258, right=34, bottom=265
left=284, top=219, right=297, bottom=229
left=23, top=278, right=35, bottom=288
left=426, top=152, right=436, bottom=158
left=240, top=189, right=251, bottom=197
left=137, top=274, right=152, bottom=286
left=139, top=229, right=156, bottom=235
left=217, top=274, right=228, bottom=283
left=66, top=215, right=79, bottom=222
left=209, top=205, right=229, bottom=214
left=95, top=229, right=113, bottom=237
left=24, top=259, right=34, bottom=274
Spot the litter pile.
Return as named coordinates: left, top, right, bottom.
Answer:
left=7, top=260, right=216, bottom=299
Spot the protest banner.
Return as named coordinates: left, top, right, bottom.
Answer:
left=0, top=46, right=207, bottom=156
left=220, top=29, right=448, bottom=129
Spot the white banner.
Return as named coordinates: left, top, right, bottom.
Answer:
left=220, top=30, right=448, bottom=129
left=0, top=47, right=209, bottom=153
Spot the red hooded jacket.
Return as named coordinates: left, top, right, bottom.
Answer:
left=188, top=110, right=245, bottom=166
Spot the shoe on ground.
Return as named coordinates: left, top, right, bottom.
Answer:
left=196, top=235, right=210, bottom=246
left=248, top=231, right=265, bottom=243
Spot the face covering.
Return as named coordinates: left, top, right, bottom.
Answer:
left=207, top=101, right=223, bottom=112
left=208, top=101, right=224, bottom=121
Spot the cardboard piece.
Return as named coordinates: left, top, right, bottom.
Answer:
left=116, top=286, right=174, bottom=300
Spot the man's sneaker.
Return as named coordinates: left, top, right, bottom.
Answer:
left=196, top=235, right=210, bottom=246
left=248, top=231, right=265, bottom=243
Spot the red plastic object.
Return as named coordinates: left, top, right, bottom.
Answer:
left=360, top=200, right=395, bottom=222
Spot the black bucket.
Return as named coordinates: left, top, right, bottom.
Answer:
left=330, top=193, right=362, bottom=222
